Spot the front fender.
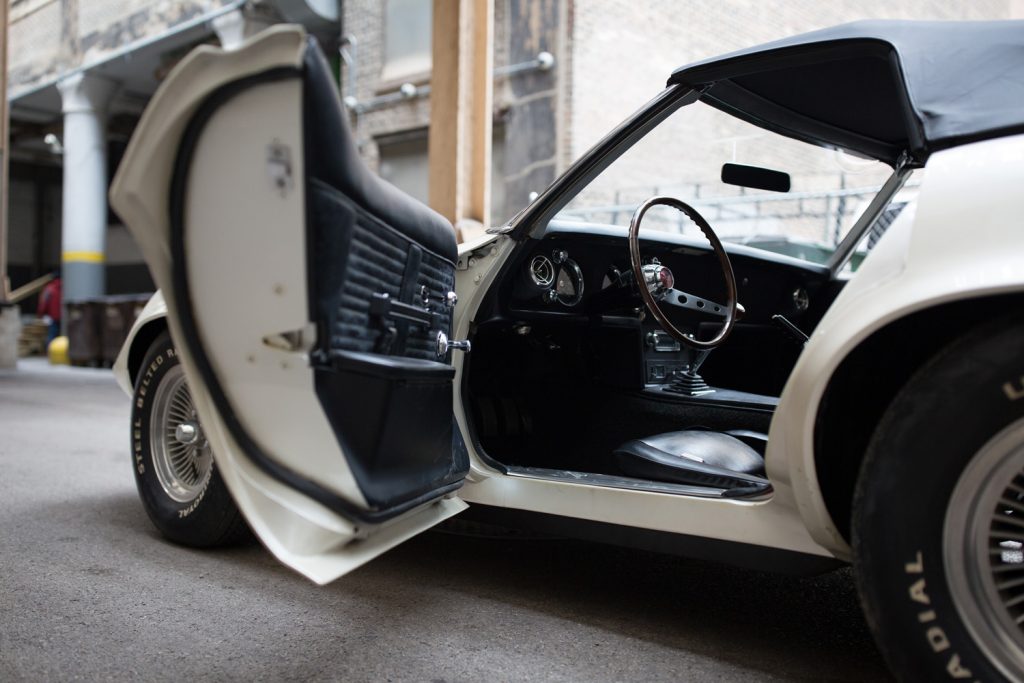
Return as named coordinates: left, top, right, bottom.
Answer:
left=112, top=291, right=168, bottom=395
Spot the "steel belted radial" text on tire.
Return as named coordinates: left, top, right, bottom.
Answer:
left=131, top=331, right=248, bottom=547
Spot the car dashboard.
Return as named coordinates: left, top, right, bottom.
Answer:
left=483, top=220, right=840, bottom=399
left=463, top=220, right=845, bottom=475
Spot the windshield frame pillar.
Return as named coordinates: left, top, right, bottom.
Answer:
left=825, top=152, right=914, bottom=277
left=502, top=84, right=701, bottom=240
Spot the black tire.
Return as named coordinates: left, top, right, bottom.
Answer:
left=853, top=317, right=1024, bottom=682
left=131, top=331, right=249, bottom=547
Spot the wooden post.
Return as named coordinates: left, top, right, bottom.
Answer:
left=428, top=0, right=493, bottom=241
left=0, top=0, right=9, bottom=299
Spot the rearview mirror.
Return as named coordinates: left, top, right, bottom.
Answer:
left=721, top=163, right=791, bottom=193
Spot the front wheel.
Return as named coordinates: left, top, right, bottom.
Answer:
left=854, top=318, right=1024, bottom=682
left=131, top=331, right=249, bottom=547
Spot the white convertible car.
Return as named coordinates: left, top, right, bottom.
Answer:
left=111, top=21, right=1024, bottom=681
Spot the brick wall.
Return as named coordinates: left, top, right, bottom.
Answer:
left=8, top=0, right=237, bottom=96
left=341, top=0, right=560, bottom=225
left=567, top=0, right=1019, bottom=163
left=332, top=1, right=1022, bottom=232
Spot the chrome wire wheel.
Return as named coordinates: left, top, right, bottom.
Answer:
left=945, top=416, right=1024, bottom=682
left=148, top=364, right=213, bottom=504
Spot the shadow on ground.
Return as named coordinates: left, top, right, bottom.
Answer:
left=71, top=490, right=892, bottom=681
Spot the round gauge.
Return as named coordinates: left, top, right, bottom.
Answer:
left=555, top=260, right=584, bottom=306
left=601, top=266, right=624, bottom=290
left=529, top=255, right=555, bottom=288
left=556, top=269, right=575, bottom=298
left=792, top=287, right=810, bottom=312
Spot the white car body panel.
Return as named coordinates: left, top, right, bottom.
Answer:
left=110, top=26, right=1024, bottom=583
left=113, top=292, right=167, bottom=395
left=772, top=133, right=1024, bottom=559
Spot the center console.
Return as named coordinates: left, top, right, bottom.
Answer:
left=640, top=323, right=779, bottom=412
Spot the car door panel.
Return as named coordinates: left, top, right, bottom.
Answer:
left=306, top=173, right=466, bottom=509
left=111, top=26, right=469, bottom=584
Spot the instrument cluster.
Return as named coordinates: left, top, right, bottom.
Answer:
left=524, top=248, right=585, bottom=307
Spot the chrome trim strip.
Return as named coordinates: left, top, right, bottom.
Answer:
left=505, top=465, right=770, bottom=499
left=826, top=152, right=914, bottom=276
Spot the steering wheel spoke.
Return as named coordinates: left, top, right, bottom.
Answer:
left=629, top=196, right=738, bottom=350
left=659, top=288, right=730, bottom=319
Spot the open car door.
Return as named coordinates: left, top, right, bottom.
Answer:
left=110, top=27, right=471, bottom=584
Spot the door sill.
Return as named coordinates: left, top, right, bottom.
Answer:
left=504, top=466, right=771, bottom=500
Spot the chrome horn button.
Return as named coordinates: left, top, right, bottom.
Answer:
left=641, top=262, right=674, bottom=295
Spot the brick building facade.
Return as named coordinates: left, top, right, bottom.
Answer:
left=4, top=0, right=1023, bottom=301
left=340, top=0, right=565, bottom=226
left=340, top=0, right=1022, bottom=235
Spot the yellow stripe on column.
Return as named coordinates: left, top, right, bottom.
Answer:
left=63, top=251, right=105, bottom=263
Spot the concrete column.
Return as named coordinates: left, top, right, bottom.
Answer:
left=212, top=4, right=278, bottom=49
left=57, top=72, right=116, bottom=303
left=0, top=305, right=19, bottom=368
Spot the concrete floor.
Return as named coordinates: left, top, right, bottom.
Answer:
left=0, top=358, right=892, bottom=682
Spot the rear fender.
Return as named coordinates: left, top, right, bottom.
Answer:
left=769, top=133, right=1024, bottom=559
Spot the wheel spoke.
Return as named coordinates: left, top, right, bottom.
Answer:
left=942, top=416, right=1024, bottom=678
left=1000, top=497, right=1024, bottom=516
left=147, top=366, right=210, bottom=504
left=169, top=406, right=191, bottom=422
left=1003, top=592, right=1024, bottom=610
left=992, top=514, right=1024, bottom=532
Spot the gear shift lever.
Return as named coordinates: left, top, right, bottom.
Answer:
left=665, top=347, right=715, bottom=396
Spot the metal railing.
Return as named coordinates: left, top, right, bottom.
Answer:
left=342, top=48, right=556, bottom=114
left=556, top=182, right=913, bottom=247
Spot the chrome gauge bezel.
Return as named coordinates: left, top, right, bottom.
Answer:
left=555, top=259, right=585, bottom=307
left=529, top=254, right=556, bottom=288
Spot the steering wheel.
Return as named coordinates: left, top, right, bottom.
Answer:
left=628, top=196, right=739, bottom=350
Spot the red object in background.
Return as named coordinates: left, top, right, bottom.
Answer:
left=37, top=278, right=62, bottom=321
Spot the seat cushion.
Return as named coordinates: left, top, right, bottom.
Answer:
left=614, top=430, right=766, bottom=488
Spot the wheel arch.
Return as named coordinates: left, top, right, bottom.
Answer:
left=813, top=291, right=1024, bottom=545
left=126, top=316, right=170, bottom=386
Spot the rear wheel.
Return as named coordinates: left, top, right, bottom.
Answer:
left=131, top=331, right=249, bottom=547
left=853, top=318, right=1024, bottom=682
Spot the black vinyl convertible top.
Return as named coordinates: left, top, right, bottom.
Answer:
left=668, top=20, right=1024, bottom=166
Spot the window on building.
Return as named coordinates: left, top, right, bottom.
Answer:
left=377, top=126, right=509, bottom=227
left=378, top=132, right=430, bottom=205
left=382, top=0, right=433, bottom=82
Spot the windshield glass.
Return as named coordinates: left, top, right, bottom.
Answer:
left=556, top=99, right=898, bottom=268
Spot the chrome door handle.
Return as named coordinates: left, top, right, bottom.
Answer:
left=436, top=331, right=471, bottom=357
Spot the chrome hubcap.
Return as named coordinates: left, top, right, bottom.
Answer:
left=944, top=417, right=1024, bottom=681
left=149, top=365, right=213, bottom=504
left=175, top=422, right=200, bottom=446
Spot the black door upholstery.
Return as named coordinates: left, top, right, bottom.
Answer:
left=301, top=39, right=469, bottom=510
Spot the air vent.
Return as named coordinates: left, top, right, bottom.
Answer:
left=529, top=255, right=555, bottom=287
